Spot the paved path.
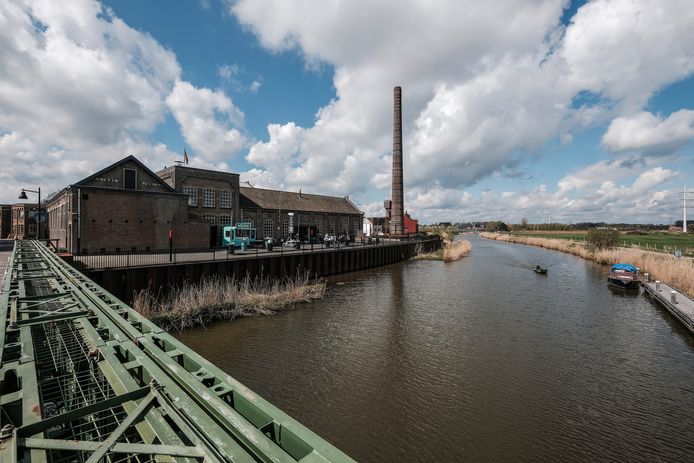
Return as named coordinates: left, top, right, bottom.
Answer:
left=73, top=240, right=403, bottom=270
left=643, top=280, right=694, bottom=334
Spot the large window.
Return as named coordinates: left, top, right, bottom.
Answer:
left=219, top=190, right=232, bottom=208
left=183, top=186, right=198, bottom=206
left=341, top=217, right=349, bottom=234
left=314, top=219, right=322, bottom=235
left=281, top=218, right=289, bottom=237
left=203, top=214, right=216, bottom=225
left=202, top=188, right=215, bottom=207
left=263, top=219, right=274, bottom=239
left=328, top=220, right=336, bottom=235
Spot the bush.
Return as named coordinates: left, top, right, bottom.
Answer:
left=586, top=228, right=619, bottom=249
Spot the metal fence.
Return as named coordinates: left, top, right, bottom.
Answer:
left=72, top=237, right=436, bottom=270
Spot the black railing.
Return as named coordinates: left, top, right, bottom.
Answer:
left=71, top=236, right=440, bottom=270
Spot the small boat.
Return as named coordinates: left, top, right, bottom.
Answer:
left=534, top=265, right=548, bottom=274
left=608, top=263, right=640, bottom=290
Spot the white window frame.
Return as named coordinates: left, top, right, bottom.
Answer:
left=202, top=188, right=215, bottom=208
left=328, top=220, right=336, bottom=235
left=219, top=190, right=232, bottom=208
left=281, top=218, right=289, bottom=237
left=183, top=186, right=198, bottom=206
left=219, top=215, right=231, bottom=237
left=264, top=219, right=274, bottom=239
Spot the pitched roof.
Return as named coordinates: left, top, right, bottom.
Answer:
left=240, top=186, right=362, bottom=215
left=75, top=155, right=175, bottom=192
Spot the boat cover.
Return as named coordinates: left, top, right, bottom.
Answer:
left=611, top=263, right=637, bottom=273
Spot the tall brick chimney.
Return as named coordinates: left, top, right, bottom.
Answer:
left=390, top=86, right=404, bottom=235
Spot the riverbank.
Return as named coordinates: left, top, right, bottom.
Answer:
left=414, top=239, right=471, bottom=262
left=480, top=232, right=694, bottom=298
left=133, top=274, right=326, bottom=331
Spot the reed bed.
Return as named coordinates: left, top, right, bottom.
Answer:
left=480, top=232, right=694, bottom=297
left=414, top=239, right=471, bottom=262
left=443, top=239, right=472, bottom=262
left=133, top=273, right=326, bottom=332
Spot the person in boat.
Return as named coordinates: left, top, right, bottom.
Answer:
left=536, top=264, right=541, bottom=271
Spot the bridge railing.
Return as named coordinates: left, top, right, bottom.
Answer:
left=0, top=240, right=356, bottom=462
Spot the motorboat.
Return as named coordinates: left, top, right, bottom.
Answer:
left=608, top=263, right=640, bottom=290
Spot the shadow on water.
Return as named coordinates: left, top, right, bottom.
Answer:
left=175, top=235, right=694, bottom=463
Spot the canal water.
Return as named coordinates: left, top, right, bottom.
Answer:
left=175, top=235, right=694, bottom=462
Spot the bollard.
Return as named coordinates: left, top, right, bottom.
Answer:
left=671, top=290, right=677, bottom=304
left=656, top=280, right=661, bottom=291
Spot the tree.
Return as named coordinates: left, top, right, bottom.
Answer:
left=586, top=228, right=619, bottom=249
left=521, top=217, right=528, bottom=228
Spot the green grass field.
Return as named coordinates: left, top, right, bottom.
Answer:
left=513, top=231, right=694, bottom=252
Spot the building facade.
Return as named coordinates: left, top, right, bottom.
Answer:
left=156, top=165, right=240, bottom=246
left=0, top=205, right=11, bottom=239
left=239, top=186, right=363, bottom=241
left=47, top=156, right=208, bottom=253
left=10, top=204, right=47, bottom=239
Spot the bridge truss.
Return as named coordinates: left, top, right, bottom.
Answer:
left=0, top=241, right=353, bottom=463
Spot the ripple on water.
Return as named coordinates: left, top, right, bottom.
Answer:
left=176, top=236, right=694, bottom=462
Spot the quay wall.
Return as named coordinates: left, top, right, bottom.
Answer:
left=84, top=238, right=441, bottom=304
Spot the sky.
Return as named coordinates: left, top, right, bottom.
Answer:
left=1, top=0, right=693, bottom=225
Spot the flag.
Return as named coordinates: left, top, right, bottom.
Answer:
left=184, top=148, right=189, bottom=164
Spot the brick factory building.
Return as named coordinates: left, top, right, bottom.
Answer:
left=45, top=155, right=363, bottom=252
left=239, top=186, right=363, bottom=241
left=46, top=156, right=208, bottom=253
left=156, top=165, right=240, bottom=247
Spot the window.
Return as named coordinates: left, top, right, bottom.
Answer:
left=314, top=220, right=322, bottom=235
left=219, top=215, right=231, bottom=239
left=281, top=218, right=289, bottom=237
left=219, top=190, right=232, bottom=208
left=341, top=217, right=348, bottom=234
left=203, top=214, right=216, bottom=225
left=328, top=220, right=336, bottom=235
left=123, top=168, right=137, bottom=190
left=202, top=188, right=215, bottom=207
left=353, top=219, right=360, bottom=234
left=183, top=186, right=198, bottom=206
left=263, top=219, right=274, bottom=238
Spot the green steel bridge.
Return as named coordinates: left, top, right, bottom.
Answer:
left=0, top=241, right=354, bottom=463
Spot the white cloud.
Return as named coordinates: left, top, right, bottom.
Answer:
left=602, top=110, right=694, bottom=154
left=166, top=80, right=249, bottom=163
left=233, top=0, right=694, bottom=204
left=249, top=80, right=261, bottom=92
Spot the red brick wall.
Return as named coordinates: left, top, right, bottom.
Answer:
left=77, top=189, right=208, bottom=252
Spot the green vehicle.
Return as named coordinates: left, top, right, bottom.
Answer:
left=223, top=221, right=258, bottom=249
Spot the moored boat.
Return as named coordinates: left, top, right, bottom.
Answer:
left=534, top=265, right=548, bottom=274
left=608, top=263, right=640, bottom=290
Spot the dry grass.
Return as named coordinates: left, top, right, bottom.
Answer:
left=414, top=239, right=471, bottom=262
left=443, top=240, right=472, bottom=262
left=133, top=273, right=326, bottom=332
left=480, top=232, right=694, bottom=298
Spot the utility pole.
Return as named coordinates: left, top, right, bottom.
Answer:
left=685, top=185, right=688, bottom=233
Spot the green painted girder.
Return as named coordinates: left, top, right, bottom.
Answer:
left=0, top=241, right=355, bottom=463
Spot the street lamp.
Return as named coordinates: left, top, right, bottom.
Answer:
left=18, top=187, right=41, bottom=239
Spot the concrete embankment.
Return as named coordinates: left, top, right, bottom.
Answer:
left=480, top=232, right=694, bottom=299
left=85, top=238, right=441, bottom=304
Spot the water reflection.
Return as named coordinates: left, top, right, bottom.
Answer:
left=176, top=235, right=694, bottom=462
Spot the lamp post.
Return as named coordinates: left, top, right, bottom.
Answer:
left=18, top=187, right=41, bottom=239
